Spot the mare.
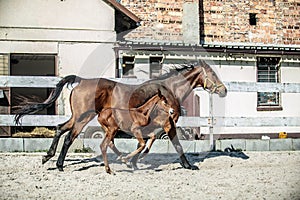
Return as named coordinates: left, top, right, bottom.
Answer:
left=15, top=60, right=227, bottom=172
left=98, top=89, right=174, bottom=174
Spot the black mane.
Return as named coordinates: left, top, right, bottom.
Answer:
left=153, top=64, right=195, bottom=80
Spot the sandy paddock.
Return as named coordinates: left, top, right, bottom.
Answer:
left=0, top=151, right=299, bottom=200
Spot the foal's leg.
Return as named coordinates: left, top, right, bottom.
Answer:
left=100, top=129, right=117, bottom=174
left=130, top=135, right=155, bottom=170
left=130, top=137, right=148, bottom=169
left=109, top=139, right=123, bottom=159
left=96, top=116, right=123, bottom=158
left=42, top=119, right=73, bottom=164
left=139, top=133, right=156, bottom=159
left=122, top=126, right=146, bottom=165
left=56, top=113, right=96, bottom=171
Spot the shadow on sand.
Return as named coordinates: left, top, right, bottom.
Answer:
left=48, top=146, right=249, bottom=172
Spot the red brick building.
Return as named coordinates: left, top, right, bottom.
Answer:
left=120, top=0, right=300, bottom=45
left=116, top=0, right=300, bottom=139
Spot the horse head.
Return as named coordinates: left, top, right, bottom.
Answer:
left=198, top=60, right=227, bottom=97
left=156, top=89, right=175, bottom=116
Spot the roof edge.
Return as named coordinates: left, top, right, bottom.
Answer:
left=115, top=41, right=300, bottom=55
left=104, top=0, right=141, bottom=24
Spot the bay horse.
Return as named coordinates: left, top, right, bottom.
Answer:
left=15, top=60, right=227, bottom=172
left=98, top=89, right=174, bottom=174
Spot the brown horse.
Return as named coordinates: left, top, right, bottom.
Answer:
left=98, top=89, right=174, bottom=174
left=15, top=60, right=227, bottom=172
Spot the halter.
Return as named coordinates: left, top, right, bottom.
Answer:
left=151, top=100, right=173, bottom=116
left=202, top=67, right=224, bottom=93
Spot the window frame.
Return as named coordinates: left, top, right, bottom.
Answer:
left=150, top=56, right=163, bottom=79
left=256, top=56, right=282, bottom=111
left=0, top=54, right=10, bottom=136
left=121, top=56, right=136, bottom=78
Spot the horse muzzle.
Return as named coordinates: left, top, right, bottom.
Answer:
left=218, top=87, right=227, bottom=97
left=169, top=108, right=174, bottom=115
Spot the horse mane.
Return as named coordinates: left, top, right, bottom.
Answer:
left=153, top=63, right=196, bottom=80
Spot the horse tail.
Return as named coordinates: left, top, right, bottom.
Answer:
left=14, top=75, right=80, bottom=125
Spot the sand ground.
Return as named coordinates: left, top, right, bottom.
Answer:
left=0, top=151, right=299, bottom=200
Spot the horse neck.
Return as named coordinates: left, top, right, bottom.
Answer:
left=165, top=67, right=203, bottom=103
left=136, top=95, right=160, bottom=117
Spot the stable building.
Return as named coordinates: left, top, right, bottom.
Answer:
left=114, top=0, right=300, bottom=138
left=0, top=0, right=140, bottom=136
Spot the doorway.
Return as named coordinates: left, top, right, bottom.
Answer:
left=10, top=54, right=56, bottom=134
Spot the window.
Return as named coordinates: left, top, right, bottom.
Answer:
left=0, top=54, right=10, bottom=136
left=269, top=0, right=276, bottom=6
left=122, top=56, right=135, bottom=78
left=0, top=54, right=9, bottom=75
left=150, top=56, right=163, bottom=79
left=257, top=57, right=282, bottom=110
left=249, top=13, right=257, bottom=26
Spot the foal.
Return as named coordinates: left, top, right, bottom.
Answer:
left=98, top=90, right=174, bottom=174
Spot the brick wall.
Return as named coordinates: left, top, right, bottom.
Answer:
left=121, top=0, right=185, bottom=41
left=203, top=0, right=300, bottom=45
left=120, top=0, right=299, bottom=45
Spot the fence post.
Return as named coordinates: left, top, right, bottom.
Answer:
left=209, top=93, right=215, bottom=151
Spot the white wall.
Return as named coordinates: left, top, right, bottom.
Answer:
left=59, top=43, right=116, bottom=78
left=0, top=0, right=117, bottom=116
left=197, top=56, right=300, bottom=135
left=119, top=54, right=300, bottom=133
left=0, top=0, right=114, bottom=30
left=0, top=0, right=116, bottom=42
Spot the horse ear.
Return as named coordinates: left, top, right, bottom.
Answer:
left=157, top=89, right=162, bottom=97
left=231, top=144, right=235, bottom=151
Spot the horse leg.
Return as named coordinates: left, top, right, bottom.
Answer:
left=122, top=127, right=146, bottom=169
left=100, top=129, right=117, bottom=174
left=56, top=113, right=96, bottom=171
left=109, top=139, right=123, bottom=160
left=140, top=134, right=156, bottom=160
left=166, top=118, right=199, bottom=170
left=130, top=138, right=148, bottom=169
left=96, top=115, right=123, bottom=159
left=42, top=120, right=73, bottom=164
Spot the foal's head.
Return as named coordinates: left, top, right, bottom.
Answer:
left=155, top=90, right=174, bottom=116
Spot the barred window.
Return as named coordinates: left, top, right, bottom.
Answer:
left=0, top=54, right=9, bottom=76
left=257, top=57, right=281, bottom=108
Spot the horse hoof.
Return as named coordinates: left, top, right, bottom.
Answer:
left=181, top=163, right=199, bottom=170
left=189, top=165, right=199, bottom=170
left=57, top=166, right=64, bottom=171
left=116, top=154, right=124, bottom=161
left=121, top=157, right=129, bottom=164
left=109, top=171, right=116, bottom=175
left=132, top=165, right=139, bottom=170
left=42, top=156, right=49, bottom=164
left=131, top=162, right=139, bottom=170
left=125, top=162, right=132, bottom=168
left=106, top=168, right=116, bottom=175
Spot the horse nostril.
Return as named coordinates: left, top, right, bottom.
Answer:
left=219, top=88, right=227, bottom=97
left=169, top=108, right=174, bottom=115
